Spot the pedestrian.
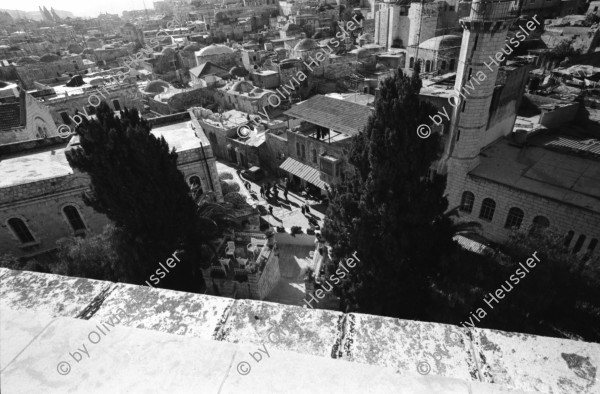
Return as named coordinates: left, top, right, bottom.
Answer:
left=305, top=203, right=311, bottom=214
left=269, top=205, right=273, bottom=216
left=265, top=182, right=271, bottom=198
left=283, top=187, right=288, bottom=201
left=273, top=187, right=279, bottom=200
left=259, top=185, right=264, bottom=197
left=272, top=183, right=277, bottom=195
left=301, top=205, right=306, bottom=215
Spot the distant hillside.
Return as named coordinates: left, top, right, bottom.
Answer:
left=0, top=9, right=74, bottom=21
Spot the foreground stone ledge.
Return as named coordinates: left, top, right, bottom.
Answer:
left=0, top=268, right=598, bottom=393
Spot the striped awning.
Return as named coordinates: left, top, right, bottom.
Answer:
left=279, top=157, right=327, bottom=190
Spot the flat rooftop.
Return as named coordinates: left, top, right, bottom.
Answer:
left=0, top=145, right=72, bottom=188
left=151, top=120, right=210, bottom=151
left=470, top=136, right=600, bottom=212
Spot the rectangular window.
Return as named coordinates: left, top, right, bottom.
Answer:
left=112, top=99, right=121, bottom=111
left=296, top=142, right=301, bottom=156
left=320, top=159, right=335, bottom=176
left=301, top=144, right=306, bottom=160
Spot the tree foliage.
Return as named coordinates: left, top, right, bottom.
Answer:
left=54, top=225, right=120, bottom=281
left=321, top=67, right=455, bottom=318
left=66, top=102, right=203, bottom=291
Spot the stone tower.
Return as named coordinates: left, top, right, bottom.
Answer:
left=440, top=0, right=517, bottom=207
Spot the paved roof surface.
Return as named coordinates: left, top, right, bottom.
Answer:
left=151, top=120, right=209, bottom=151
left=0, top=146, right=73, bottom=188
left=470, top=137, right=600, bottom=212
left=1, top=267, right=598, bottom=393
left=284, top=94, right=372, bottom=136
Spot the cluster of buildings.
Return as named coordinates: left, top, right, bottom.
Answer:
left=0, top=0, right=599, bottom=264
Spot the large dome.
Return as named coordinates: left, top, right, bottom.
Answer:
left=67, top=43, right=83, bottom=54
left=144, top=79, right=170, bottom=94
left=39, top=53, right=61, bottom=62
left=418, top=35, right=462, bottom=51
left=294, top=38, right=319, bottom=52
left=17, top=56, right=38, bottom=64
left=182, top=43, right=200, bottom=52
left=197, top=44, right=233, bottom=57
left=229, top=66, right=249, bottom=77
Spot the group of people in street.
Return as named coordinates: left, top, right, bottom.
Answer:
left=260, top=179, right=289, bottom=202
left=259, top=177, right=313, bottom=219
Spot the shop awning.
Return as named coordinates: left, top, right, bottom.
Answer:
left=279, top=157, right=327, bottom=190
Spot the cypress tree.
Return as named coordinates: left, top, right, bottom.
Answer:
left=322, top=67, right=455, bottom=318
left=66, top=102, right=202, bottom=291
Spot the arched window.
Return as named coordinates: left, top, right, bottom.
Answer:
left=63, top=205, right=86, bottom=232
left=504, top=207, right=524, bottom=229
left=572, top=234, right=586, bottom=253
left=532, top=215, right=550, bottom=229
left=459, top=191, right=474, bottom=213
left=588, top=238, right=598, bottom=253
left=479, top=198, right=496, bottom=221
left=564, top=230, right=574, bottom=247
left=425, top=60, right=431, bottom=72
left=409, top=57, right=414, bottom=69
left=441, top=60, right=447, bottom=70
left=449, top=58, right=456, bottom=71
left=189, top=175, right=201, bottom=186
left=7, top=218, right=35, bottom=244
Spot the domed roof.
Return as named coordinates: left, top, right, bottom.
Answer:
left=39, top=53, right=60, bottom=62
left=418, top=35, right=462, bottom=51
left=161, top=46, right=175, bottom=55
left=250, top=87, right=263, bottom=94
left=67, top=43, right=83, bottom=54
left=230, top=80, right=253, bottom=93
left=356, top=47, right=370, bottom=58
left=229, top=66, right=249, bottom=77
left=182, top=43, right=200, bottom=52
left=294, top=38, right=319, bottom=52
left=144, top=79, right=170, bottom=93
left=17, top=56, right=38, bottom=64
left=197, top=44, right=233, bottom=57
left=83, top=48, right=94, bottom=54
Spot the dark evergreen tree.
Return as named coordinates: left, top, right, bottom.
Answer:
left=66, top=102, right=203, bottom=291
left=322, top=67, right=456, bottom=319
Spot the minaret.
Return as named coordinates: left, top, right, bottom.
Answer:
left=441, top=0, right=517, bottom=207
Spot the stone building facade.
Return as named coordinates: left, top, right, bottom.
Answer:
left=0, top=114, right=223, bottom=258
left=438, top=0, right=600, bottom=257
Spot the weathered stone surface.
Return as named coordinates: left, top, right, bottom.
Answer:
left=0, top=269, right=597, bottom=393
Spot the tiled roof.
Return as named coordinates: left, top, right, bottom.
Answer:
left=280, top=157, right=327, bottom=189
left=0, top=102, right=22, bottom=131
left=544, top=136, right=600, bottom=158
left=284, top=94, right=372, bottom=136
